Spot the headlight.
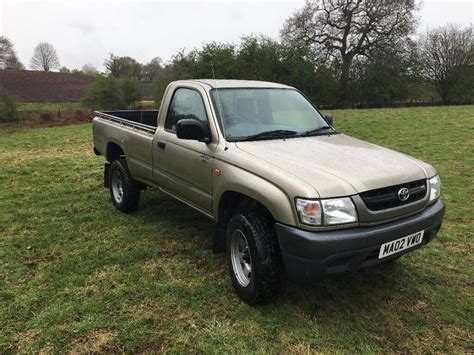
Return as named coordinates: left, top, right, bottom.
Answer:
left=429, top=175, right=441, bottom=202
left=295, top=197, right=357, bottom=226
left=321, top=198, right=358, bottom=225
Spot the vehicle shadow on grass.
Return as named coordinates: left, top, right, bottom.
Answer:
left=132, top=190, right=215, bottom=242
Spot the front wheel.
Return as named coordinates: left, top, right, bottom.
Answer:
left=109, top=159, right=141, bottom=213
left=226, top=212, right=282, bottom=305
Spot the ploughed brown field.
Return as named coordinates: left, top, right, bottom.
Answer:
left=0, top=70, right=153, bottom=102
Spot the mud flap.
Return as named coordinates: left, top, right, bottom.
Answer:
left=104, top=162, right=111, bottom=188
left=212, top=225, right=226, bottom=254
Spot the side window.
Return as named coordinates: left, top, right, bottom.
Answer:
left=165, top=88, right=208, bottom=132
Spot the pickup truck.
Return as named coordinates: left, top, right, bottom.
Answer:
left=92, top=79, right=445, bottom=304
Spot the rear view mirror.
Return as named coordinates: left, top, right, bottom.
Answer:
left=325, top=113, right=334, bottom=126
left=176, top=119, right=210, bottom=143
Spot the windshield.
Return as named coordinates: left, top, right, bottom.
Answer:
left=210, top=88, right=332, bottom=141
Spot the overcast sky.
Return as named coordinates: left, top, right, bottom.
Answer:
left=1, top=0, right=472, bottom=71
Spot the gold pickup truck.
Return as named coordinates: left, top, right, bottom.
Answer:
left=92, top=80, right=445, bottom=304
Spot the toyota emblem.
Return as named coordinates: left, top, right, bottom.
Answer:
left=398, top=187, right=410, bottom=201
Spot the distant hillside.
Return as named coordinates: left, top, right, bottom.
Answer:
left=0, top=70, right=153, bottom=103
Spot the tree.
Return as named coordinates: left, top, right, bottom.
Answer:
left=81, top=64, right=99, bottom=76
left=237, top=36, right=284, bottom=81
left=350, top=40, right=422, bottom=107
left=59, top=66, right=71, bottom=73
left=151, top=44, right=239, bottom=106
left=193, top=42, right=239, bottom=79
left=152, top=49, right=203, bottom=106
left=0, top=36, right=24, bottom=69
left=142, top=57, right=163, bottom=82
left=30, top=42, right=60, bottom=71
left=0, top=86, right=18, bottom=122
left=418, top=25, right=473, bottom=104
left=282, top=0, right=419, bottom=105
left=83, top=76, right=122, bottom=109
left=121, top=78, right=142, bottom=108
left=82, top=75, right=142, bottom=109
left=104, top=54, right=143, bottom=80
left=5, top=56, right=24, bottom=70
left=152, top=67, right=177, bottom=106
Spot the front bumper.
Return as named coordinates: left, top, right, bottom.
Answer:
left=275, top=200, right=445, bottom=280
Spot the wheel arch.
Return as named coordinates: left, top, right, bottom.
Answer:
left=215, top=184, right=296, bottom=228
left=217, top=191, right=272, bottom=229
left=106, top=141, right=125, bottom=162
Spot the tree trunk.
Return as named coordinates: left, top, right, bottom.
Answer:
left=338, top=56, right=352, bottom=107
left=440, top=82, right=450, bottom=105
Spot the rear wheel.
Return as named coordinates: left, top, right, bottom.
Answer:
left=109, top=159, right=141, bottom=212
left=226, top=212, right=282, bottom=305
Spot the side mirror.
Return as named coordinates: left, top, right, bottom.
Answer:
left=176, top=119, right=210, bottom=143
left=324, top=113, right=333, bottom=126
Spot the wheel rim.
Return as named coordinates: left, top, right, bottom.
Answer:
left=111, top=170, right=124, bottom=203
left=230, top=229, right=252, bottom=287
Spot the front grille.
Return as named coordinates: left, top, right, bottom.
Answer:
left=360, top=179, right=427, bottom=211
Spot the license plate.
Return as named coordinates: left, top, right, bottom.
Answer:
left=378, top=230, right=424, bottom=259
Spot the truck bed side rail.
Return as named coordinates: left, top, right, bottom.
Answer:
left=95, top=110, right=158, bottom=134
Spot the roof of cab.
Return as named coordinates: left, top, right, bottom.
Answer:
left=173, top=79, right=293, bottom=89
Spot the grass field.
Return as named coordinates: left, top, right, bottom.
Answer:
left=8, top=102, right=154, bottom=126
left=0, top=106, right=473, bottom=352
left=17, top=102, right=84, bottom=111
left=17, top=101, right=156, bottom=112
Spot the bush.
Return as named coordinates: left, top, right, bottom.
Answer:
left=82, top=76, right=122, bottom=109
left=0, top=87, right=18, bottom=123
left=121, top=78, right=142, bottom=108
left=82, top=76, right=142, bottom=110
left=39, top=111, right=54, bottom=122
left=447, top=64, right=474, bottom=104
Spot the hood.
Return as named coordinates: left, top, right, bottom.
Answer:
left=235, top=133, right=435, bottom=198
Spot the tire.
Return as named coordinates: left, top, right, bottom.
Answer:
left=226, top=212, right=282, bottom=305
left=109, top=159, right=141, bottom=213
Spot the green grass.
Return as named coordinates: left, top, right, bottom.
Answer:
left=17, top=101, right=156, bottom=112
left=17, top=102, right=84, bottom=111
left=1, top=105, right=473, bottom=352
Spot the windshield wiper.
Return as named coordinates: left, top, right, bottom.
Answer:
left=240, top=129, right=298, bottom=141
left=300, top=126, right=333, bottom=136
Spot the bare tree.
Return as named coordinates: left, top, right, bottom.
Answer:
left=418, top=25, right=473, bottom=104
left=0, top=36, right=24, bottom=69
left=30, top=42, right=60, bottom=71
left=282, top=0, right=419, bottom=104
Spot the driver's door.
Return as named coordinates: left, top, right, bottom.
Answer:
left=152, top=86, right=217, bottom=214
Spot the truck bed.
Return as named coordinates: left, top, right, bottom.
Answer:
left=95, top=110, right=159, bottom=133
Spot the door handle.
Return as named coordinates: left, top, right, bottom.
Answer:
left=157, top=141, right=166, bottom=149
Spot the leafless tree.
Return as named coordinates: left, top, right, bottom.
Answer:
left=282, top=0, right=419, bottom=104
left=418, top=25, right=473, bottom=104
left=0, top=36, right=24, bottom=69
left=30, top=42, right=60, bottom=71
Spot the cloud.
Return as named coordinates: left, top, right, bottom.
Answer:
left=66, top=20, right=96, bottom=35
